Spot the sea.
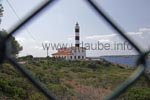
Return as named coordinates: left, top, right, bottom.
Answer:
left=100, top=55, right=150, bottom=70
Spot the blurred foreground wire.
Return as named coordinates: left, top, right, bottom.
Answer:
left=0, top=0, right=149, bottom=100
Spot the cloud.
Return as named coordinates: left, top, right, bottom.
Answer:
left=126, top=31, right=143, bottom=35
left=16, top=37, right=26, bottom=44
left=85, top=27, right=150, bottom=52
left=139, top=28, right=150, bottom=32
left=85, top=34, right=117, bottom=41
left=43, top=40, right=50, bottom=43
left=67, top=37, right=73, bottom=41
left=85, top=27, right=150, bottom=42
left=34, top=46, right=43, bottom=50
left=98, top=39, right=112, bottom=42
left=16, top=36, right=39, bottom=43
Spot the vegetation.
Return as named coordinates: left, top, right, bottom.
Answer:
left=0, top=58, right=149, bottom=100
left=0, top=30, right=22, bottom=57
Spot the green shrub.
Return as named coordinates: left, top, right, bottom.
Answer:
left=119, top=87, right=150, bottom=100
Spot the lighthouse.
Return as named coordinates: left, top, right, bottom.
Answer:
left=52, top=22, right=86, bottom=60
left=75, top=22, right=80, bottom=47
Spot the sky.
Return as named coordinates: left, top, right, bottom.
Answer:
left=0, top=0, right=150, bottom=57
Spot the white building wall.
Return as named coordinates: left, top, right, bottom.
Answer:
left=71, top=48, right=86, bottom=60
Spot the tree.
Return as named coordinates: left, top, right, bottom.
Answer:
left=0, top=30, right=22, bottom=57
left=0, top=4, right=4, bottom=24
left=0, top=4, right=22, bottom=57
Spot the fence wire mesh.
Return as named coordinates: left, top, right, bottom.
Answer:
left=0, top=0, right=149, bottom=100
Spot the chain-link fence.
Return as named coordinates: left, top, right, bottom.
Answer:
left=0, top=0, right=149, bottom=100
